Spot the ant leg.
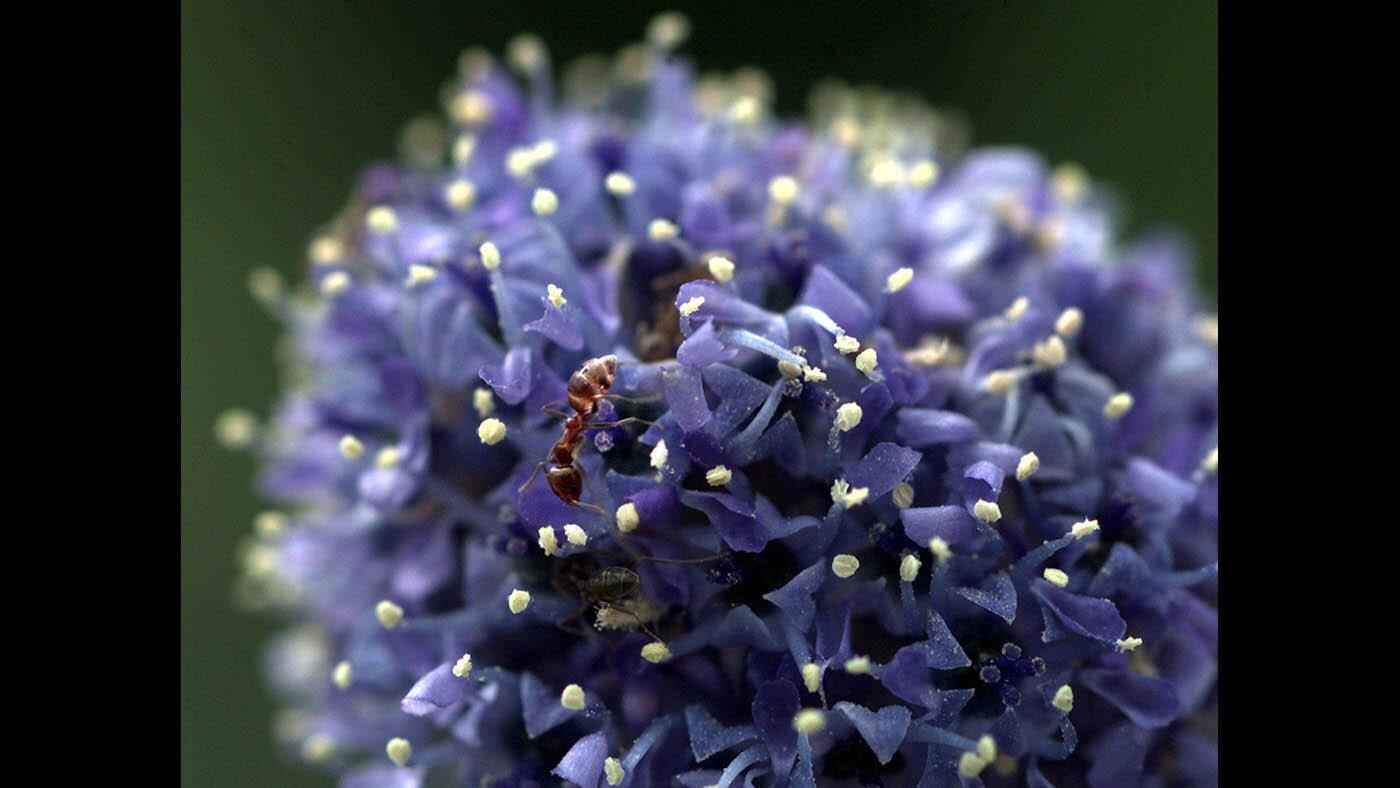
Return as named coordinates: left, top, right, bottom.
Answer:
left=518, top=461, right=547, bottom=495
left=569, top=462, right=608, bottom=516
left=543, top=406, right=573, bottom=420
left=556, top=601, right=594, bottom=639
left=570, top=500, right=607, bottom=517
left=602, top=394, right=662, bottom=406
left=589, top=416, right=657, bottom=429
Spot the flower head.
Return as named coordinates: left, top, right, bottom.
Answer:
left=235, top=14, right=1218, bottom=786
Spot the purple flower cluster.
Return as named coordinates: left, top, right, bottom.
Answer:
left=231, top=15, right=1218, bottom=787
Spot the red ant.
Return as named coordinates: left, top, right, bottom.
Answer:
left=519, top=354, right=653, bottom=514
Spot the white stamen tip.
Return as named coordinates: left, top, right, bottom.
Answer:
left=831, top=554, right=860, bottom=578
left=215, top=409, right=258, bottom=448
left=332, top=660, right=353, bottom=689
left=830, top=479, right=869, bottom=508
left=338, top=435, right=365, bottom=460
left=531, top=188, right=558, bottom=216
left=445, top=179, right=476, bottom=210
left=254, top=511, right=288, bottom=538
left=1043, top=568, right=1069, bottom=588
left=538, top=526, right=559, bottom=555
left=506, top=147, right=538, bottom=178
left=647, top=11, right=690, bottom=49
left=451, top=134, right=477, bottom=166
left=604, top=756, right=626, bottom=785
left=375, top=447, right=402, bottom=469
left=1116, top=636, right=1144, bottom=653
left=1052, top=684, right=1074, bottom=713
left=450, top=90, right=493, bottom=126
left=479, top=241, right=502, bottom=270
left=792, top=709, right=826, bottom=735
left=506, top=34, right=546, bottom=73
left=977, top=735, right=997, bottom=762
left=928, top=537, right=952, bottom=560
left=561, top=683, right=586, bottom=710
left=1055, top=307, right=1084, bottom=337
left=375, top=600, right=404, bottom=630
left=650, top=440, right=669, bottom=469
left=908, top=159, right=939, bottom=187
left=900, top=554, right=922, bottom=583
left=1016, top=452, right=1040, bottom=481
left=247, top=267, right=284, bottom=304
left=802, top=365, right=828, bottom=383
left=958, top=752, right=988, bottom=778
left=604, top=171, right=636, bottom=196
left=309, top=236, right=344, bottom=264
left=893, top=482, right=914, bottom=509
left=679, top=296, right=705, bottom=317
left=1194, top=314, right=1219, bottom=346
left=641, top=641, right=672, bottom=663
left=768, top=175, right=800, bottom=205
left=706, top=465, right=733, bottom=486
left=886, top=267, right=914, bottom=293
left=778, top=359, right=804, bottom=379
left=1104, top=392, right=1134, bottom=419
left=1070, top=519, right=1100, bottom=539
left=406, top=264, right=438, bottom=288
left=508, top=589, right=531, bottom=614
left=301, top=734, right=334, bottom=763
left=546, top=283, right=567, bottom=308
left=452, top=653, right=473, bottom=678
left=869, top=157, right=905, bottom=187
left=1202, top=447, right=1218, bottom=473
left=1052, top=163, right=1088, bottom=201
left=366, top=206, right=398, bottom=234
left=728, top=96, right=761, bottom=124
left=801, top=662, right=821, bottom=693
left=984, top=370, right=1018, bottom=394
left=386, top=737, right=412, bottom=767
left=707, top=255, right=735, bottom=283
left=473, top=387, right=496, bottom=418
left=1004, top=296, right=1030, bottom=321
left=1033, top=335, right=1067, bottom=368
left=973, top=499, right=1002, bottom=523
left=616, top=502, right=640, bottom=532
left=563, top=523, right=588, bottom=546
left=833, top=333, right=860, bottom=354
left=477, top=418, right=507, bottom=445
left=319, top=270, right=351, bottom=297
left=834, top=402, right=863, bottom=432
left=648, top=218, right=679, bottom=241
left=844, top=655, right=871, bottom=674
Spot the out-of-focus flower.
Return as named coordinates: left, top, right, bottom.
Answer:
left=227, top=13, right=1217, bottom=787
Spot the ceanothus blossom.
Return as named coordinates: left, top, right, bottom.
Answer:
left=225, top=13, right=1218, bottom=787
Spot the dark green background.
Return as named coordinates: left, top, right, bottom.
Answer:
left=181, top=2, right=1216, bottom=784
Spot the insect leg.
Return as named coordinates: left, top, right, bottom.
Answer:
left=569, top=463, right=609, bottom=516
left=588, top=416, right=657, bottom=429
left=555, top=600, right=594, bottom=639
left=518, top=461, right=547, bottom=495
left=601, top=393, right=662, bottom=406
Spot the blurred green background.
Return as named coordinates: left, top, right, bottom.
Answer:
left=181, top=1, right=1216, bottom=784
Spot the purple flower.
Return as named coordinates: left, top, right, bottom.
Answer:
left=227, top=13, right=1217, bottom=787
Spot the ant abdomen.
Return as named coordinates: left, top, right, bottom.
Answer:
left=547, top=466, right=583, bottom=503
